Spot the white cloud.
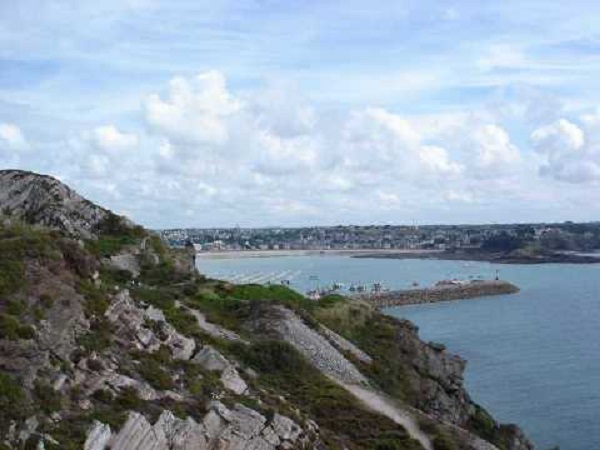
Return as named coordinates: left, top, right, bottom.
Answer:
left=90, top=125, right=139, bottom=152
left=419, top=145, right=463, bottom=177
left=144, top=71, right=241, bottom=146
left=470, top=124, right=521, bottom=170
left=0, top=123, right=28, bottom=150
left=253, top=131, right=320, bottom=175
left=67, top=125, right=139, bottom=178
left=531, top=117, right=600, bottom=183
left=531, top=119, right=584, bottom=157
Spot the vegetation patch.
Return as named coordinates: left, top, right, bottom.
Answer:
left=0, top=222, right=60, bottom=297
left=232, top=340, right=424, bottom=450
left=0, top=313, right=35, bottom=340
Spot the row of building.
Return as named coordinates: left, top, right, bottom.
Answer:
left=158, top=223, right=575, bottom=252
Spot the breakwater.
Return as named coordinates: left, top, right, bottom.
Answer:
left=357, top=280, right=519, bottom=308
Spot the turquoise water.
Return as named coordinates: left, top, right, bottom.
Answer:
left=197, top=255, right=600, bottom=450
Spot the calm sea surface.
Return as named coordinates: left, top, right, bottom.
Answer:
left=197, top=255, right=600, bottom=450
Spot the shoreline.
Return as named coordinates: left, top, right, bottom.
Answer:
left=195, top=248, right=441, bottom=260
left=196, top=248, right=600, bottom=264
left=352, top=250, right=600, bottom=264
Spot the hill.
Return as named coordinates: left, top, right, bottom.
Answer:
left=0, top=170, right=533, bottom=450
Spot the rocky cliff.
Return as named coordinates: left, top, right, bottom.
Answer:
left=0, top=170, right=111, bottom=238
left=0, top=171, right=534, bottom=450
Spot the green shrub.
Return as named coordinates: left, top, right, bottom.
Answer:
left=433, top=431, right=459, bottom=450
left=115, top=386, right=143, bottom=410
left=39, top=293, right=54, bottom=308
left=78, top=319, right=112, bottom=353
left=76, top=280, right=109, bottom=317
left=0, top=314, right=35, bottom=340
left=5, top=299, right=27, bottom=316
left=136, top=351, right=174, bottom=391
left=0, top=373, right=28, bottom=430
left=0, top=224, right=61, bottom=297
left=34, top=380, right=63, bottom=413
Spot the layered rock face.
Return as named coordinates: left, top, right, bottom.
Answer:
left=0, top=170, right=108, bottom=238
left=85, top=402, right=307, bottom=450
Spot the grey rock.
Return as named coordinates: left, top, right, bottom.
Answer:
left=105, top=290, right=195, bottom=360
left=191, top=345, right=230, bottom=372
left=92, top=402, right=307, bottom=450
left=187, top=309, right=246, bottom=343
left=18, top=416, right=38, bottom=444
left=109, top=412, right=167, bottom=450
left=84, top=421, right=112, bottom=450
left=192, top=346, right=248, bottom=395
left=0, top=169, right=109, bottom=238
left=109, top=254, right=141, bottom=278
left=271, top=413, right=302, bottom=442
left=220, top=367, right=248, bottom=395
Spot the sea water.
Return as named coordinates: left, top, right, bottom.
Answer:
left=197, top=255, right=600, bottom=450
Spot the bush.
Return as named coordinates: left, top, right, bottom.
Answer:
left=76, top=280, right=109, bottom=317
left=0, top=224, right=60, bottom=297
left=433, top=432, right=459, bottom=450
left=0, top=314, right=35, bottom=340
left=78, top=319, right=112, bottom=353
left=136, top=351, right=174, bottom=391
left=0, top=373, right=28, bottom=430
left=39, top=293, right=54, bottom=309
left=34, top=380, right=63, bottom=413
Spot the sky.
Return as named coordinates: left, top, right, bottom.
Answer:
left=2, top=0, right=600, bottom=228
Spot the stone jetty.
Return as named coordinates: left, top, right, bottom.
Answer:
left=357, top=280, right=520, bottom=308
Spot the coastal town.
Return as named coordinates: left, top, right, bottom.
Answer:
left=158, top=222, right=600, bottom=253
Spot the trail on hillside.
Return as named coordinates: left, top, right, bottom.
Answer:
left=340, top=382, right=433, bottom=450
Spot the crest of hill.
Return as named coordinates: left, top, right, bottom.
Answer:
left=0, top=169, right=124, bottom=238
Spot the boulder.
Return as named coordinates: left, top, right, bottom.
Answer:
left=191, top=346, right=230, bottom=372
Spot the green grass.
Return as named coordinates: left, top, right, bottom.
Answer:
left=85, top=212, right=146, bottom=258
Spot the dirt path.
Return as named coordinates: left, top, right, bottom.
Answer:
left=341, top=382, right=433, bottom=450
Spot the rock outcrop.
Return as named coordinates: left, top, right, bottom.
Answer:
left=96, top=402, right=307, bottom=450
left=0, top=169, right=109, bottom=238
left=251, top=304, right=368, bottom=385
left=105, top=290, right=196, bottom=360
left=192, top=345, right=248, bottom=395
